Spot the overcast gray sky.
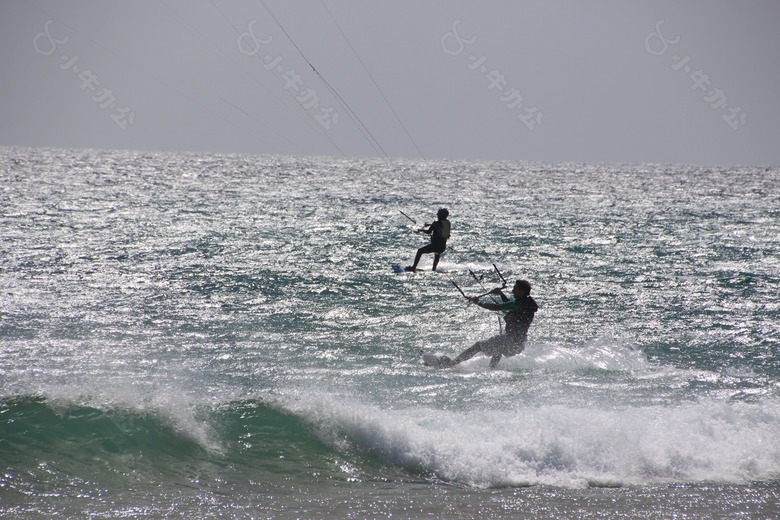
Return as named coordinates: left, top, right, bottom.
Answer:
left=2, top=0, right=778, bottom=165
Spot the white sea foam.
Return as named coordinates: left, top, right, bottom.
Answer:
left=281, top=391, right=780, bottom=488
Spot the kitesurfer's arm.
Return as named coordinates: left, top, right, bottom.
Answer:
left=416, top=222, right=433, bottom=234
left=468, top=288, right=510, bottom=310
left=490, top=287, right=510, bottom=302
left=468, top=296, right=503, bottom=310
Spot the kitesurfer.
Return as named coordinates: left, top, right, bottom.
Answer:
left=405, top=208, right=450, bottom=272
left=438, top=279, right=538, bottom=368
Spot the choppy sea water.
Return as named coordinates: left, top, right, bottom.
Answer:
left=1, top=147, right=779, bottom=519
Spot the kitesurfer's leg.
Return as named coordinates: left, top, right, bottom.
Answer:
left=412, top=247, right=424, bottom=270
left=452, top=343, right=483, bottom=364
left=407, top=244, right=436, bottom=272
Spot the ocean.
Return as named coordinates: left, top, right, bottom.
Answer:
left=1, top=147, right=779, bottom=519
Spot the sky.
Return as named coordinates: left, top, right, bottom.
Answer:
left=2, top=0, right=779, bottom=166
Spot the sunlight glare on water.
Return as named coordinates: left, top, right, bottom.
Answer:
left=1, top=147, right=779, bottom=518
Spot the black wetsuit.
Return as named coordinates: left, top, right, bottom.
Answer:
left=420, top=220, right=448, bottom=254
left=409, top=218, right=450, bottom=271
left=448, top=295, right=538, bottom=367
left=503, top=295, right=539, bottom=347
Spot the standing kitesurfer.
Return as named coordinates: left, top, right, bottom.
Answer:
left=405, top=208, right=450, bottom=272
left=437, top=279, right=538, bottom=368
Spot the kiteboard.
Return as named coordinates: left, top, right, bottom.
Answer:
left=419, top=350, right=453, bottom=368
left=391, top=264, right=444, bottom=274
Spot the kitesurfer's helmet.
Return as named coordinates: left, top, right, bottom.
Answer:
left=437, top=208, right=449, bottom=219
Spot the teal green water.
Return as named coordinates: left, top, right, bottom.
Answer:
left=1, top=147, right=779, bottom=518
